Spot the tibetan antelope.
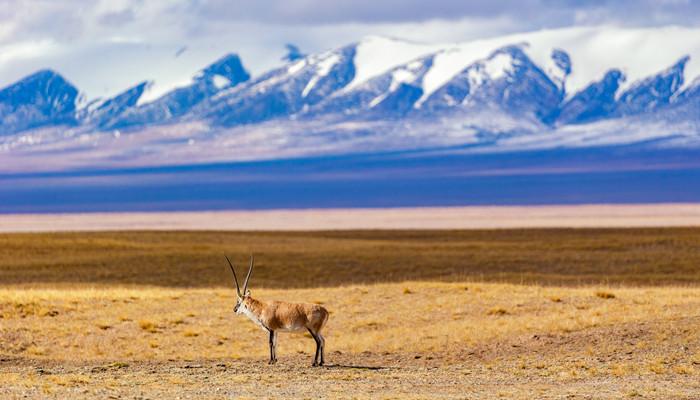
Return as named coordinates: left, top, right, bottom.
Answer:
left=225, top=255, right=329, bottom=366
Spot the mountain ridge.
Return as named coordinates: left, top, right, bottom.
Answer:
left=1, top=26, right=700, bottom=172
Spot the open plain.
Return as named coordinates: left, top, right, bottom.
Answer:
left=3, top=204, right=700, bottom=232
left=1, top=228, right=699, bottom=398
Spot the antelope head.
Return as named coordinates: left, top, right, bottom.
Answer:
left=225, top=254, right=254, bottom=314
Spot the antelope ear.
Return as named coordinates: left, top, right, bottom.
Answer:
left=245, top=289, right=251, bottom=297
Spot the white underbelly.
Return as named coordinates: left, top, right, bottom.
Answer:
left=278, top=324, right=306, bottom=333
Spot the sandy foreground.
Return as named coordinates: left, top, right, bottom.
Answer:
left=1, top=203, right=700, bottom=232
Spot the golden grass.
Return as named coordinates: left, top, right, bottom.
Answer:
left=1, top=229, right=700, bottom=398
left=2, top=281, right=698, bottom=398
left=2, top=228, right=700, bottom=288
left=138, top=320, right=158, bottom=333
left=1, top=281, right=699, bottom=362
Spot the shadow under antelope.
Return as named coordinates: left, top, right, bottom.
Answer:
left=225, top=255, right=329, bottom=366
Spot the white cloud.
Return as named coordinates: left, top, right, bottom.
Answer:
left=0, top=0, right=697, bottom=100
left=0, top=40, right=59, bottom=66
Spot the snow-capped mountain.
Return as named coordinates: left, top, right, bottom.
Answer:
left=79, top=81, right=152, bottom=129
left=194, top=45, right=356, bottom=126
left=0, top=70, right=80, bottom=135
left=555, top=70, right=624, bottom=124
left=83, top=53, right=250, bottom=130
left=2, top=26, right=700, bottom=172
left=417, top=45, right=565, bottom=123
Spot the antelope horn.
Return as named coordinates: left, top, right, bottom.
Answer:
left=225, top=255, right=242, bottom=297
left=242, top=254, right=254, bottom=294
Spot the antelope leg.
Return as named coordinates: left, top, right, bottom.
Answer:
left=268, top=330, right=277, bottom=364
left=308, top=329, right=320, bottom=366
left=318, top=334, right=325, bottom=366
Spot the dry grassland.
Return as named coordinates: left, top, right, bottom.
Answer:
left=1, top=229, right=700, bottom=398
left=1, top=283, right=699, bottom=398
left=2, top=228, right=700, bottom=287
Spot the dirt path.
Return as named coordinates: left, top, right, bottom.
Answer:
left=2, top=203, right=700, bottom=232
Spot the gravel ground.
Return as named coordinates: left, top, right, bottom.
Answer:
left=3, top=339, right=699, bottom=400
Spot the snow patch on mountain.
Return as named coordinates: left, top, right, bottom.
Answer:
left=342, top=36, right=440, bottom=93
left=136, top=76, right=194, bottom=106
left=411, top=26, right=700, bottom=106
left=212, top=75, right=231, bottom=89
left=515, top=26, right=700, bottom=98
left=287, top=59, right=307, bottom=75
left=369, top=60, right=425, bottom=108
left=302, top=52, right=341, bottom=97
left=468, top=52, right=516, bottom=88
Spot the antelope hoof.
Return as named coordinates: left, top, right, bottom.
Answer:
left=319, top=361, right=324, bottom=367
left=268, top=359, right=277, bottom=365
left=312, top=362, right=318, bottom=367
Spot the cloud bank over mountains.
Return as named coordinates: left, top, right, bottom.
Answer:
left=1, top=0, right=698, bottom=99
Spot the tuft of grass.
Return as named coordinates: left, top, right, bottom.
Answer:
left=487, top=307, right=509, bottom=316
left=673, top=364, right=694, bottom=375
left=96, top=322, right=111, bottom=330
left=139, top=320, right=158, bottom=333
left=26, top=345, right=46, bottom=356
left=48, top=375, right=90, bottom=387
left=610, top=363, right=633, bottom=377
left=648, top=360, right=666, bottom=374
left=596, top=291, right=616, bottom=299
left=183, top=330, right=199, bottom=338
left=3, top=302, right=60, bottom=318
left=403, top=288, right=413, bottom=295
left=40, top=309, right=60, bottom=317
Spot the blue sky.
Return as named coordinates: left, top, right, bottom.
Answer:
left=1, top=0, right=697, bottom=99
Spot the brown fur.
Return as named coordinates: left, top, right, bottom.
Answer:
left=227, top=255, right=329, bottom=366
left=237, top=294, right=329, bottom=366
left=244, top=297, right=329, bottom=332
